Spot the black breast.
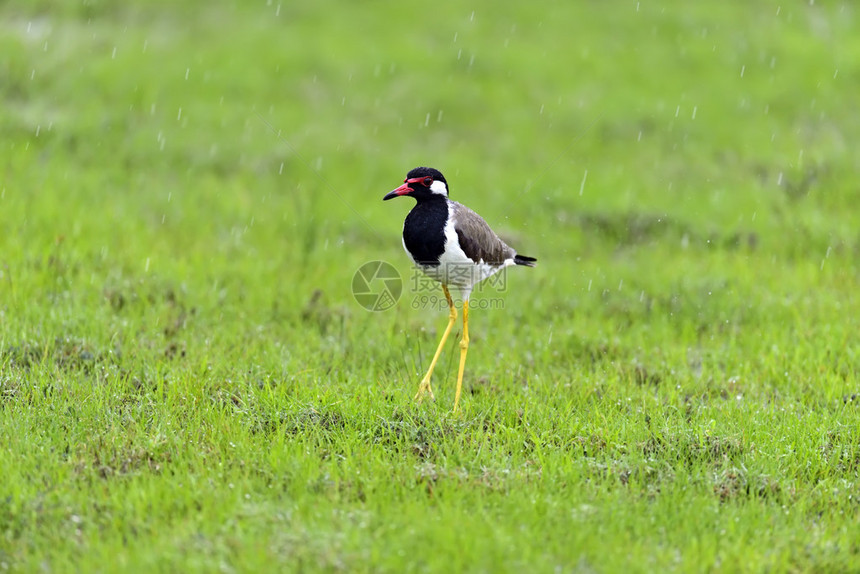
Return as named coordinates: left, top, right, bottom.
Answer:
left=402, top=199, right=449, bottom=267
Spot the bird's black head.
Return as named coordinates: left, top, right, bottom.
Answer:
left=383, top=166, right=449, bottom=202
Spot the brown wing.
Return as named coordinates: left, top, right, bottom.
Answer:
left=451, top=202, right=515, bottom=265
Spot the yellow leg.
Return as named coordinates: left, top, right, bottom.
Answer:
left=453, top=299, right=470, bottom=413
left=414, top=285, right=457, bottom=403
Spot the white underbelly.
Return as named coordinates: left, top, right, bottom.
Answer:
left=407, top=218, right=513, bottom=289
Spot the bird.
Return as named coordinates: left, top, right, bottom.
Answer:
left=383, top=166, right=536, bottom=412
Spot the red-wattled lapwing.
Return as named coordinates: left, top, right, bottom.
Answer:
left=383, top=166, right=536, bottom=412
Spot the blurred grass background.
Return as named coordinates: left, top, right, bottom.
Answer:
left=1, top=0, right=858, bottom=572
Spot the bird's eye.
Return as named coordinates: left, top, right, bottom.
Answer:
left=422, top=177, right=433, bottom=187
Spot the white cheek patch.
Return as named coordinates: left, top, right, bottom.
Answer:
left=429, top=180, right=448, bottom=196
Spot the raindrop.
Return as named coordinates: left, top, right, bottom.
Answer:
left=177, top=107, right=182, bottom=121
left=740, top=65, right=745, bottom=77
left=35, top=125, right=40, bottom=137
left=279, top=162, right=284, bottom=175
left=833, top=69, right=838, bottom=79
left=276, top=3, right=281, bottom=16
left=587, top=279, right=592, bottom=291
left=436, top=110, right=443, bottom=122
left=579, top=169, right=588, bottom=196
left=637, top=131, right=642, bottom=141
left=111, top=46, right=117, bottom=59
left=453, top=32, right=458, bottom=42
left=150, top=103, right=156, bottom=115
left=691, top=106, right=697, bottom=119
left=142, top=39, right=148, bottom=53
left=145, top=258, right=151, bottom=272
left=470, top=10, right=475, bottom=21
left=618, top=280, right=623, bottom=291
left=822, top=244, right=832, bottom=267
left=185, top=68, right=190, bottom=80
left=424, top=113, right=430, bottom=127
left=675, top=105, right=680, bottom=118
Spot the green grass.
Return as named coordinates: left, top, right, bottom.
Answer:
left=2, top=0, right=859, bottom=571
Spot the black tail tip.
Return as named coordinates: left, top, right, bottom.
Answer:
left=514, top=254, right=537, bottom=267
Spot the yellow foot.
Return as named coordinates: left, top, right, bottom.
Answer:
left=414, top=379, right=435, bottom=403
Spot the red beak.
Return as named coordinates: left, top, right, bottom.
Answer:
left=383, top=182, right=413, bottom=201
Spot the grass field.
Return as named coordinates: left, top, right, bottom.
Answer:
left=2, top=0, right=859, bottom=571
